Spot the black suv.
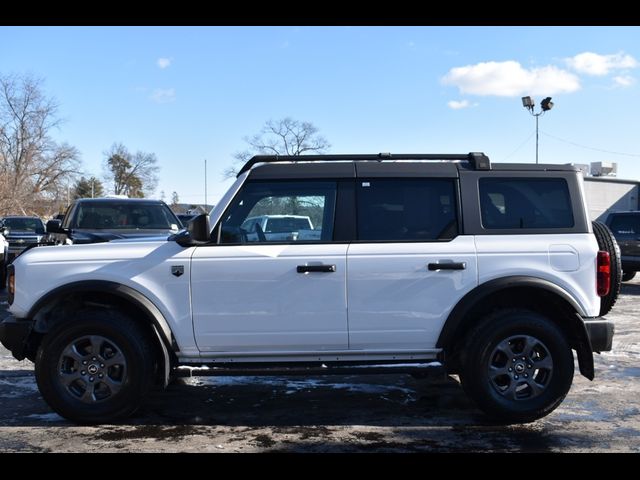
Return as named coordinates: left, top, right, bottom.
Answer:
left=0, top=216, right=47, bottom=263
left=47, top=198, right=182, bottom=245
left=606, top=211, right=640, bottom=282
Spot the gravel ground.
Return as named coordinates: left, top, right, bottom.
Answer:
left=1, top=281, right=639, bottom=452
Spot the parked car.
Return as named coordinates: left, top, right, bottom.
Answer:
left=606, top=210, right=640, bottom=282
left=46, top=198, right=182, bottom=245
left=0, top=152, right=618, bottom=424
left=0, top=231, right=7, bottom=288
left=0, top=216, right=47, bottom=263
left=240, top=214, right=319, bottom=241
left=176, top=213, right=197, bottom=227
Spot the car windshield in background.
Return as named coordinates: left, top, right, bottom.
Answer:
left=2, top=217, right=45, bottom=233
left=72, top=203, right=179, bottom=230
left=265, top=217, right=312, bottom=233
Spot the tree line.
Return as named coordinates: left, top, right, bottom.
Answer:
left=0, top=74, right=159, bottom=217
left=1, top=73, right=331, bottom=218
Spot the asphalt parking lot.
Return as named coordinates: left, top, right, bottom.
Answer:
left=1, top=282, right=639, bottom=452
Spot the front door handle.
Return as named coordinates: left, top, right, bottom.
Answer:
left=428, top=262, right=466, bottom=271
left=297, top=264, right=337, bottom=273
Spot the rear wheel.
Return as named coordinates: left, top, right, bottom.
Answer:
left=592, top=221, right=621, bottom=316
left=460, top=309, right=574, bottom=424
left=622, top=271, right=636, bottom=282
left=35, top=310, right=155, bottom=424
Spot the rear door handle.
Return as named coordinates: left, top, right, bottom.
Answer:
left=297, top=264, right=337, bottom=273
left=428, top=262, right=466, bottom=271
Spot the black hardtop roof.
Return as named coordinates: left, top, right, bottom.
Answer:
left=242, top=152, right=580, bottom=179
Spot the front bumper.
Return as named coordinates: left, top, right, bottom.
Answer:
left=0, top=315, right=34, bottom=360
left=584, top=319, right=615, bottom=352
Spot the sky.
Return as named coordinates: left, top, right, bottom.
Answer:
left=1, top=26, right=639, bottom=205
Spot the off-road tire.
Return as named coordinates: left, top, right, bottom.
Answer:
left=592, top=221, right=622, bottom=316
left=35, top=309, right=155, bottom=424
left=460, top=309, right=574, bottom=424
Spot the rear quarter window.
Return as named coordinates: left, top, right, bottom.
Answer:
left=480, top=178, right=574, bottom=229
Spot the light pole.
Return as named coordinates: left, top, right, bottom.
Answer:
left=521, top=96, right=554, bottom=164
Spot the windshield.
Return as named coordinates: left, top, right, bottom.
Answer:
left=610, top=215, right=640, bottom=235
left=72, top=202, right=180, bottom=230
left=265, top=217, right=312, bottom=233
left=2, top=217, right=45, bottom=233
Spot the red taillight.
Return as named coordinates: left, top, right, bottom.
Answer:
left=597, top=251, right=610, bottom=297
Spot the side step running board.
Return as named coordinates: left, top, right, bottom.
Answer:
left=175, top=362, right=445, bottom=378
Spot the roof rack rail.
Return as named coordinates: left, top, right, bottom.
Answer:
left=237, top=152, right=490, bottom=177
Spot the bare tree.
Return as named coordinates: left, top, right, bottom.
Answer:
left=0, top=74, right=81, bottom=216
left=103, top=142, right=159, bottom=198
left=224, top=117, right=330, bottom=179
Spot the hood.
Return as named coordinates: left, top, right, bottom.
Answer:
left=16, top=237, right=175, bottom=264
left=69, top=228, right=178, bottom=244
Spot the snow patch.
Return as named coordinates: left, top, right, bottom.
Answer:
left=186, top=375, right=416, bottom=399
left=0, top=377, right=39, bottom=398
left=24, top=413, right=65, bottom=422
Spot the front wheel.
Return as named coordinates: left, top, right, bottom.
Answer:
left=35, top=310, right=155, bottom=424
left=460, top=309, right=574, bottom=424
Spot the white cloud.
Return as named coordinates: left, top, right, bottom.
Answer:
left=447, top=99, right=476, bottom=109
left=566, top=52, right=638, bottom=76
left=442, top=60, right=581, bottom=97
left=157, top=57, right=172, bottom=69
left=613, top=75, right=635, bottom=87
left=150, top=88, right=176, bottom=104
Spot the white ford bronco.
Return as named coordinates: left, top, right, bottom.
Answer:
left=0, top=153, right=618, bottom=424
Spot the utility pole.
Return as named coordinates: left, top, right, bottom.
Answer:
left=534, top=112, right=542, bottom=165
left=521, top=96, right=554, bottom=164
left=91, top=178, right=95, bottom=198
left=204, top=159, right=208, bottom=209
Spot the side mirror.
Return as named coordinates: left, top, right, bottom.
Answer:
left=46, top=219, right=63, bottom=233
left=188, top=214, right=211, bottom=243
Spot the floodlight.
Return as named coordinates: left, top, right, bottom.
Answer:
left=521, top=96, right=534, bottom=108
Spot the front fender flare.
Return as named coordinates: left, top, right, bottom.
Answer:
left=28, top=280, right=175, bottom=352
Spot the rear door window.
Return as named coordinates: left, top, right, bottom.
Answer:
left=356, top=179, right=458, bottom=241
